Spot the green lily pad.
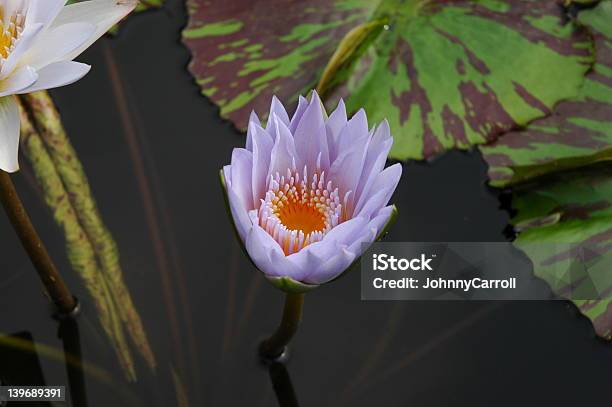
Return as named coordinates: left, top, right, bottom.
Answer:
left=482, top=0, right=612, bottom=187
left=332, top=0, right=593, bottom=160
left=183, top=0, right=592, bottom=160
left=512, top=165, right=612, bottom=339
left=182, top=0, right=376, bottom=129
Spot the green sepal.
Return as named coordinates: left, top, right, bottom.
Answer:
left=266, top=276, right=320, bottom=294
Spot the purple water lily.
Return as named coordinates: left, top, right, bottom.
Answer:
left=222, top=91, right=401, bottom=290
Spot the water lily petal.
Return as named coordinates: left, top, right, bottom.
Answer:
left=245, top=110, right=260, bottom=151
left=355, top=164, right=402, bottom=219
left=267, top=115, right=297, bottom=181
left=230, top=148, right=254, bottom=211
left=226, top=182, right=253, bottom=242
left=25, top=0, right=67, bottom=29
left=0, top=96, right=21, bottom=173
left=354, top=120, right=393, bottom=209
left=346, top=206, right=395, bottom=256
left=289, top=95, right=308, bottom=133
left=0, top=23, right=44, bottom=80
left=22, top=22, right=96, bottom=69
left=326, top=98, right=347, bottom=163
left=0, top=66, right=38, bottom=97
left=50, top=0, right=137, bottom=61
left=266, top=95, right=289, bottom=138
left=289, top=216, right=368, bottom=270
left=246, top=225, right=303, bottom=278
left=329, top=140, right=368, bottom=212
left=293, top=91, right=329, bottom=172
left=303, top=247, right=356, bottom=285
left=18, top=61, right=90, bottom=94
left=335, top=108, right=369, bottom=164
left=250, top=122, right=274, bottom=205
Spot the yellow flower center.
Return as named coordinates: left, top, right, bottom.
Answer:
left=258, top=167, right=345, bottom=255
left=0, top=9, right=24, bottom=59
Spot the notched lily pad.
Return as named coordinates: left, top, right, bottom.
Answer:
left=512, top=165, right=612, bottom=339
left=482, top=0, right=612, bottom=187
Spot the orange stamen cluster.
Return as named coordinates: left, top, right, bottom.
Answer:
left=258, top=166, right=344, bottom=255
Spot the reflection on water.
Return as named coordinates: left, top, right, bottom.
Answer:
left=269, top=361, right=299, bottom=407
left=0, top=332, right=52, bottom=407
left=57, top=317, right=87, bottom=407
left=1, top=0, right=612, bottom=405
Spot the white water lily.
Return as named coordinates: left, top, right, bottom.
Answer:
left=0, top=0, right=136, bottom=173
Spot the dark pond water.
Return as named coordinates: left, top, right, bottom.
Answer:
left=1, top=0, right=612, bottom=406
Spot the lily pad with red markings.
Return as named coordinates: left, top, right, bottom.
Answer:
left=482, top=0, right=612, bottom=187
left=183, top=0, right=593, bottom=161
left=182, top=0, right=376, bottom=129
left=512, top=165, right=612, bottom=339
left=329, top=0, right=593, bottom=160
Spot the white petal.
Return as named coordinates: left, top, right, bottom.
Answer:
left=25, top=0, right=67, bottom=29
left=18, top=61, right=90, bottom=93
left=50, top=0, right=137, bottom=61
left=0, top=96, right=21, bottom=173
left=0, top=66, right=38, bottom=97
left=0, top=23, right=44, bottom=80
left=22, top=22, right=96, bottom=69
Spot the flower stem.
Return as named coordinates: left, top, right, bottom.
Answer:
left=0, top=170, right=76, bottom=314
left=259, top=292, right=305, bottom=360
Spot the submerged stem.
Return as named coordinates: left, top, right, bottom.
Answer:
left=0, top=170, right=76, bottom=314
left=259, top=292, right=305, bottom=361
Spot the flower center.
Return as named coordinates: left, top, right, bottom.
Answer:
left=258, top=167, right=344, bottom=255
left=0, top=10, right=24, bottom=60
